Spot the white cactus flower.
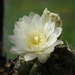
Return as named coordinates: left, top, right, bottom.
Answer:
left=8, top=8, right=63, bottom=63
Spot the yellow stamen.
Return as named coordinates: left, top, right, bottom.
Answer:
left=27, top=31, right=46, bottom=49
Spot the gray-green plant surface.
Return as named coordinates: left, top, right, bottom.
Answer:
left=3, top=0, right=75, bottom=59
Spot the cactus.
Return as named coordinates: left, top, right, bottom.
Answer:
left=8, top=46, right=75, bottom=75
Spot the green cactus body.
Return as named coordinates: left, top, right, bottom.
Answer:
left=8, top=46, right=75, bottom=75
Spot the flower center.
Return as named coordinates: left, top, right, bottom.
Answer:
left=27, top=31, right=46, bottom=49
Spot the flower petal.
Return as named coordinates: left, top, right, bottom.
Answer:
left=47, top=34, right=57, bottom=47
left=8, top=35, right=17, bottom=44
left=13, top=28, right=25, bottom=39
left=8, top=35, right=24, bottom=47
left=52, top=40, right=63, bottom=46
left=49, top=13, right=62, bottom=27
left=53, top=27, right=62, bottom=37
left=22, top=15, right=31, bottom=25
left=37, top=54, right=47, bottom=63
left=42, top=8, right=50, bottom=24
left=24, top=53, right=36, bottom=61
left=8, top=35, right=33, bottom=52
left=31, top=14, right=42, bottom=30
left=15, top=21, right=28, bottom=31
left=55, top=19, right=62, bottom=28
left=47, top=27, right=62, bottom=47
left=44, top=40, right=63, bottom=54
left=10, top=45, right=26, bottom=55
left=29, top=12, right=36, bottom=19
left=44, top=21, right=55, bottom=32
left=43, top=46, right=54, bottom=54
left=44, top=21, right=55, bottom=38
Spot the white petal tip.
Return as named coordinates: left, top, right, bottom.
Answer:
left=37, top=54, right=48, bottom=63
left=24, top=53, right=36, bottom=61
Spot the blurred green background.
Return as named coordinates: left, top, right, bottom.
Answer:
left=3, top=0, right=75, bottom=59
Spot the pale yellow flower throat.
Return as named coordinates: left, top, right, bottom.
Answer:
left=27, top=31, right=46, bottom=49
